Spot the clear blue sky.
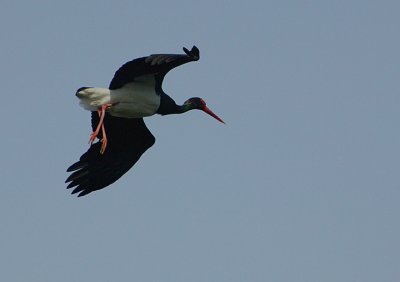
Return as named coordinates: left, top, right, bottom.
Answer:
left=1, top=1, right=399, bottom=281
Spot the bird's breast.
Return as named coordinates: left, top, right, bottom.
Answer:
left=109, top=82, right=160, bottom=118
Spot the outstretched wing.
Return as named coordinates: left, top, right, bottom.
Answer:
left=66, top=46, right=198, bottom=196
left=66, top=115, right=155, bottom=197
left=109, top=46, right=200, bottom=90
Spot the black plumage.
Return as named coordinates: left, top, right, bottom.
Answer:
left=109, top=46, right=199, bottom=90
left=66, top=46, right=223, bottom=197
left=66, top=117, right=155, bottom=197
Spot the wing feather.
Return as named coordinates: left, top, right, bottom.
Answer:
left=109, top=46, right=200, bottom=90
left=66, top=46, right=199, bottom=196
left=66, top=115, right=155, bottom=197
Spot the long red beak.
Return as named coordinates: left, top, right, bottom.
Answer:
left=202, top=106, right=225, bottom=124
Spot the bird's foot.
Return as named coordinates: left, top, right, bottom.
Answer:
left=89, top=108, right=102, bottom=144
left=88, top=103, right=112, bottom=145
left=89, top=128, right=99, bottom=145
left=100, top=137, right=107, bottom=154
left=99, top=118, right=108, bottom=154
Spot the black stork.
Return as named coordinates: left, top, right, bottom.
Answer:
left=66, top=46, right=224, bottom=197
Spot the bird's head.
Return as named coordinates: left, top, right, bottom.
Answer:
left=183, top=97, right=225, bottom=124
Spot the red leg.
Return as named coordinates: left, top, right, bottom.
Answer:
left=100, top=122, right=107, bottom=154
left=89, top=104, right=111, bottom=146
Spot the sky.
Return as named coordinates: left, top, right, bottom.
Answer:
left=1, top=0, right=399, bottom=281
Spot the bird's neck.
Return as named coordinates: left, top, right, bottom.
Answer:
left=157, top=93, right=191, bottom=115
left=175, top=104, right=192, bottom=114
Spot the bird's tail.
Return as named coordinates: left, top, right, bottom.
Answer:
left=76, top=87, right=111, bottom=111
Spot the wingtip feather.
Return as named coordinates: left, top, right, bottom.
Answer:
left=78, top=190, right=91, bottom=197
left=66, top=161, right=87, bottom=172
left=65, top=170, right=89, bottom=183
left=183, top=45, right=200, bottom=60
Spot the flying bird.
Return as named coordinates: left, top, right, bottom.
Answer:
left=66, top=46, right=224, bottom=197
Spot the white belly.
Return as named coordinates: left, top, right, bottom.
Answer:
left=109, top=82, right=160, bottom=118
left=76, top=79, right=160, bottom=118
